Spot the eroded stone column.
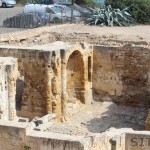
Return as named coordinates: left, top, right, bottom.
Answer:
left=6, top=63, right=17, bottom=121
left=83, top=52, right=93, bottom=105
left=0, top=65, right=8, bottom=120
left=45, top=52, right=52, bottom=114
left=61, top=49, right=67, bottom=116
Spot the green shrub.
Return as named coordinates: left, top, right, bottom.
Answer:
left=105, top=0, right=150, bottom=24
left=75, top=0, right=96, bottom=6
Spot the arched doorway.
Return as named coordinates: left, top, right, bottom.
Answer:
left=66, top=50, right=85, bottom=103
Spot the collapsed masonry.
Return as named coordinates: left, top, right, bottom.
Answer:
left=0, top=25, right=150, bottom=149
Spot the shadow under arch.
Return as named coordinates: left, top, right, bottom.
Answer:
left=66, top=50, right=85, bottom=103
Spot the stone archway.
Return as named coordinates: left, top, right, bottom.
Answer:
left=66, top=50, right=85, bottom=103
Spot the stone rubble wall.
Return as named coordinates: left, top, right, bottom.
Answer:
left=0, top=120, right=89, bottom=150
left=0, top=121, right=150, bottom=150
left=93, top=45, right=150, bottom=107
left=93, top=128, right=150, bottom=150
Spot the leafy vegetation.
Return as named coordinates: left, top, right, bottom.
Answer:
left=85, top=5, right=134, bottom=26
left=105, top=0, right=150, bottom=24
left=75, top=0, right=96, bottom=6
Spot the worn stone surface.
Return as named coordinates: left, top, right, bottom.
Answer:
left=125, top=132, right=150, bottom=150
left=0, top=25, right=150, bottom=108
left=0, top=42, right=93, bottom=119
left=0, top=25, right=150, bottom=149
left=0, top=120, right=89, bottom=150
left=93, top=45, right=150, bottom=107
left=45, top=102, right=147, bottom=136
left=0, top=120, right=150, bottom=150
left=0, top=57, right=18, bottom=121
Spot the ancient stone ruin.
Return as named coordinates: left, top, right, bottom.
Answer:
left=0, top=25, right=150, bottom=150
left=0, top=42, right=93, bottom=120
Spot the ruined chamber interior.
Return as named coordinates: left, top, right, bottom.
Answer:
left=0, top=41, right=148, bottom=136
left=0, top=25, right=150, bottom=149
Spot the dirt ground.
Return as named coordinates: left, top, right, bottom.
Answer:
left=51, top=24, right=150, bottom=43
left=46, top=101, right=148, bottom=136
left=0, top=24, right=150, bottom=45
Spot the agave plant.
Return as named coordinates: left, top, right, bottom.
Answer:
left=85, top=5, right=134, bottom=26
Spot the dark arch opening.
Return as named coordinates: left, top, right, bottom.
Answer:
left=66, top=50, right=85, bottom=103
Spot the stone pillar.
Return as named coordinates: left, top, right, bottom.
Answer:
left=0, top=65, right=8, bottom=120
left=60, top=49, right=67, bottom=116
left=84, top=53, right=93, bottom=105
left=45, top=52, right=52, bottom=114
left=6, top=64, right=17, bottom=121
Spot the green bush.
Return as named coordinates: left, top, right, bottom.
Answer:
left=105, top=0, right=150, bottom=24
left=75, top=0, right=96, bottom=6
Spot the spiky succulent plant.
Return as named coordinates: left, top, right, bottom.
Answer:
left=85, top=5, right=134, bottom=26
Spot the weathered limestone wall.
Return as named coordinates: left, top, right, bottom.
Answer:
left=0, top=43, right=93, bottom=119
left=59, top=45, right=93, bottom=116
left=0, top=57, right=18, bottom=121
left=0, top=121, right=89, bottom=150
left=0, top=49, right=54, bottom=118
left=65, top=49, right=93, bottom=104
left=66, top=51, right=85, bottom=102
left=93, top=45, right=150, bottom=107
left=95, top=128, right=150, bottom=150
left=1, top=121, right=150, bottom=150
left=0, top=26, right=149, bottom=108
left=125, top=132, right=150, bottom=150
